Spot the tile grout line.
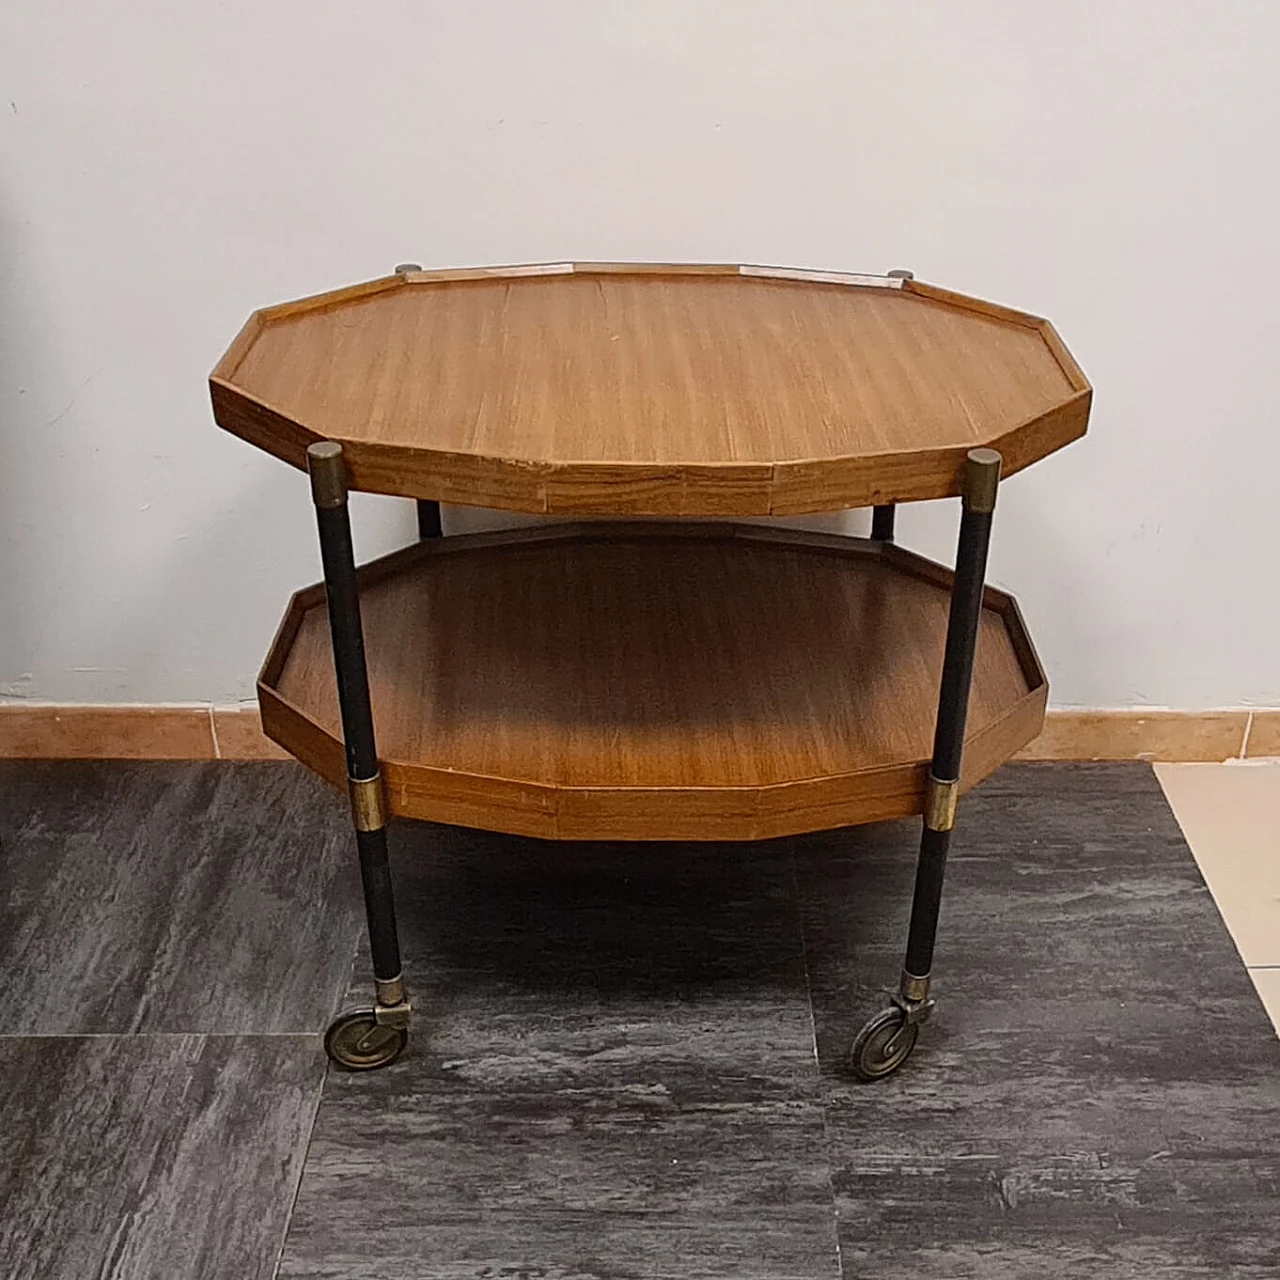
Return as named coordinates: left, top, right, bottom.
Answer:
left=208, top=704, right=222, bottom=760
left=788, top=842, right=845, bottom=1280
left=271, top=1053, right=330, bottom=1280
left=267, top=854, right=376, bottom=1279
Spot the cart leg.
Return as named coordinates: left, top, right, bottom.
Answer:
left=870, top=504, right=896, bottom=543
left=308, top=441, right=412, bottom=1071
left=396, top=259, right=441, bottom=544
left=849, top=448, right=1001, bottom=1081
left=416, top=499, right=442, bottom=539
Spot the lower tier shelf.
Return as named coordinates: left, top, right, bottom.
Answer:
left=258, top=523, right=1047, bottom=841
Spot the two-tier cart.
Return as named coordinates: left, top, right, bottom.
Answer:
left=211, top=262, right=1090, bottom=1080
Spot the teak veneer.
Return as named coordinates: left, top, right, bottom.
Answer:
left=258, top=524, right=1046, bottom=842
left=211, top=263, right=1090, bottom=516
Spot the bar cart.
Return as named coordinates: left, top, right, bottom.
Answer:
left=210, top=262, right=1090, bottom=1080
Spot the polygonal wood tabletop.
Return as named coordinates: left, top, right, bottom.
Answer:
left=212, top=263, right=1090, bottom=516
left=258, top=524, right=1048, bottom=841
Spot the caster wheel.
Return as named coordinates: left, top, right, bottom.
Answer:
left=324, top=1009, right=408, bottom=1071
left=849, top=1006, right=918, bottom=1082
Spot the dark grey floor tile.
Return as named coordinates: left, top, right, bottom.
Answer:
left=281, top=1082, right=836, bottom=1280
left=282, top=1212, right=835, bottom=1280
left=793, top=763, right=1280, bottom=1279
left=0, top=1033, right=326, bottom=1280
left=344, top=823, right=822, bottom=1096
left=0, top=761, right=362, bottom=1033
left=835, top=1234, right=1280, bottom=1280
left=12, top=758, right=1273, bottom=1278
left=283, top=825, right=840, bottom=1279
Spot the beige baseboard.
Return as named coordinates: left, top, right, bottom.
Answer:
left=1015, top=709, right=1272, bottom=763
left=2, top=703, right=1277, bottom=764
left=0, top=705, right=287, bottom=761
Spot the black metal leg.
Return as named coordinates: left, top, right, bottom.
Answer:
left=849, top=447, right=1001, bottom=1081
left=870, top=504, right=896, bottom=542
left=308, top=441, right=411, bottom=1070
left=416, top=499, right=442, bottom=539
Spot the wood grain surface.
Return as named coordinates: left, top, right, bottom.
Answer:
left=262, top=525, right=1046, bottom=839
left=211, top=264, right=1090, bottom=514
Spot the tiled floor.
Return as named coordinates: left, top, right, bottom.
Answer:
left=1154, top=760, right=1280, bottom=1034
left=1, top=760, right=1278, bottom=1279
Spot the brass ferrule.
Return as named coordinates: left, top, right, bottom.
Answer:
left=964, top=447, right=1002, bottom=514
left=899, top=970, right=931, bottom=1003
left=307, top=441, right=348, bottom=509
left=348, top=774, right=386, bottom=832
left=924, top=775, right=959, bottom=832
left=375, top=975, right=405, bottom=1006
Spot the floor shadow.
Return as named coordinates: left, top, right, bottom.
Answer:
left=381, top=819, right=810, bottom=1001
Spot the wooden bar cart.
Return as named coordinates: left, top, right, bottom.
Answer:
left=211, top=262, right=1090, bottom=1079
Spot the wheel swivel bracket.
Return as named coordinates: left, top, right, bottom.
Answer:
left=881, top=992, right=934, bottom=1058
left=890, top=992, right=936, bottom=1029
left=373, top=999, right=412, bottom=1029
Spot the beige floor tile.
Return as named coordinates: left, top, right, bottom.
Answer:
left=1248, top=968, right=1280, bottom=1038
left=1154, top=761, right=1280, bottom=967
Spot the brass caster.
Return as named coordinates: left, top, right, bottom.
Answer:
left=848, top=1006, right=918, bottom=1082
left=324, top=1008, right=408, bottom=1071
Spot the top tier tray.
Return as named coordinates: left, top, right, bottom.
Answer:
left=210, top=262, right=1091, bottom=516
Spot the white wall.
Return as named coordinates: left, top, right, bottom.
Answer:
left=2, top=1, right=1278, bottom=709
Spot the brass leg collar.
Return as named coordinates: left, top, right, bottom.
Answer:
left=964, top=448, right=1002, bottom=513
left=375, top=976, right=405, bottom=1007
left=307, top=441, right=348, bottom=509
left=898, top=970, right=932, bottom=1004
left=374, top=975, right=411, bottom=1028
left=349, top=774, right=386, bottom=832
left=924, top=775, right=959, bottom=833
